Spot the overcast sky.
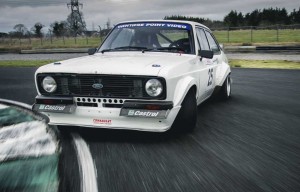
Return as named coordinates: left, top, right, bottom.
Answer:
left=0, top=0, right=298, bottom=33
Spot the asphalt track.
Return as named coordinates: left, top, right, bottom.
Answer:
left=0, top=67, right=300, bottom=192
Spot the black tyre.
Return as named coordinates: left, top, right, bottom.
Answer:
left=172, top=89, right=197, bottom=132
left=220, top=75, right=231, bottom=100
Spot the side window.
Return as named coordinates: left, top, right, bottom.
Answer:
left=205, top=31, right=221, bottom=54
left=196, top=28, right=210, bottom=51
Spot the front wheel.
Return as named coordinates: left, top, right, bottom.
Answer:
left=220, top=75, right=231, bottom=100
left=172, top=89, right=197, bottom=133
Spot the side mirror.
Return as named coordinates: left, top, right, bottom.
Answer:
left=198, top=50, right=214, bottom=59
left=88, top=48, right=97, bottom=55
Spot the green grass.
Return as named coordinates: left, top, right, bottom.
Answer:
left=0, top=37, right=102, bottom=51
left=0, top=60, right=56, bottom=67
left=229, top=59, right=300, bottom=69
left=1, top=29, right=299, bottom=51
left=213, top=29, right=300, bottom=44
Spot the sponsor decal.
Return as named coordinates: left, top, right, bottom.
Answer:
left=34, top=104, right=75, bottom=113
left=128, top=110, right=135, bottom=116
left=152, top=64, right=161, bottom=67
left=117, top=22, right=191, bottom=30
left=130, top=110, right=159, bottom=117
left=93, top=119, right=112, bottom=125
left=39, top=104, right=45, bottom=110
left=120, top=109, right=168, bottom=119
left=40, top=105, right=66, bottom=111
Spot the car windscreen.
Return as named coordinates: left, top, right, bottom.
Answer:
left=99, top=22, right=194, bottom=54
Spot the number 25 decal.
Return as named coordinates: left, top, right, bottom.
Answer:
left=207, top=68, right=213, bottom=86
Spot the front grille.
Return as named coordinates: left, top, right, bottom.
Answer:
left=37, top=74, right=166, bottom=100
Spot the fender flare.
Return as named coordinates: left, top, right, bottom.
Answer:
left=172, top=76, right=197, bottom=107
left=216, top=63, right=231, bottom=86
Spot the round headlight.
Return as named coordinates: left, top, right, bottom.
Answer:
left=145, top=79, right=163, bottom=97
left=42, top=76, right=57, bottom=93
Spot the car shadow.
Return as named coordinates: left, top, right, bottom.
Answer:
left=57, top=96, right=235, bottom=145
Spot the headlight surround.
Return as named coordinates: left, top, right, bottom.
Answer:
left=42, top=76, right=57, bottom=93
left=145, top=79, right=163, bottom=97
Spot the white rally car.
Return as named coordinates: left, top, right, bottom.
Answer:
left=33, top=20, right=231, bottom=132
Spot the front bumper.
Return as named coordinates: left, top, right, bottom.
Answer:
left=33, top=96, right=180, bottom=132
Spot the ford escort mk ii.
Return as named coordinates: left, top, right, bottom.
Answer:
left=33, top=20, right=231, bottom=132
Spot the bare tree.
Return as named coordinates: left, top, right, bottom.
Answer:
left=66, top=11, right=86, bottom=36
left=51, top=21, right=67, bottom=37
left=31, top=22, right=44, bottom=37
left=13, top=24, right=28, bottom=37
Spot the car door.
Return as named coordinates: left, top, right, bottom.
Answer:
left=204, top=30, right=223, bottom=96
left=195, top=28, right=215, bottom=100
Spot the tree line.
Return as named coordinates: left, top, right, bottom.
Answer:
left=224, top=7, right=300, bottom=27
left=2, top=7, right=300, bottom=38
left=0, top=12, right=112, bottom=38
left=165, top=7, right=300, bottom=28
left=3, top=11, right=90, bottom=38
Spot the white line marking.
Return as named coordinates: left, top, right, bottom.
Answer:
left=71, top=133, right=98, bottom=192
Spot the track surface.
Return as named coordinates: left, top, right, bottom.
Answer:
left=0, top=67, right=300, bottom=192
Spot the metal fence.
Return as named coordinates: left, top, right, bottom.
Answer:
left=1, top=24, right=300, bottom=50
left=0, top=35, right=104, bottom=49
left=211, top=24, right=300, bottom=43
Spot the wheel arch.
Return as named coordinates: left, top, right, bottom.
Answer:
left=216, top=63, right=231, bottom=86
left=172, top=76, right=198, bottom=107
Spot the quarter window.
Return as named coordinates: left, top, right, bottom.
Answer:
left=196, top=28, right=210, bottom=51
left=205, top=31, right=220, bottom=54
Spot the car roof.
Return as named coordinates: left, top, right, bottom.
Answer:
left=115, top=19, right=211, bottom=32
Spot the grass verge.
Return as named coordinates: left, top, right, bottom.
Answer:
left=229, top=59, right=300, bottom=69
left=0, top=60, right=56, bottom=67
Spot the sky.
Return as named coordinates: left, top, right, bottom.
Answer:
left=0, top=0, right=298, bottom=33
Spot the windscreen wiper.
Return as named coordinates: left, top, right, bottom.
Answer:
left=156, top=47, right=185, bottom=52
left=143, top=47, right=185, bottom=53
left=114, top=46, right=148, bottom=50
left=101, top=49, right=114, bottom=53
left=101, top=46, right=149, bottom=54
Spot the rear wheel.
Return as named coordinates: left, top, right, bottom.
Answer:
left=172, top=89, right=197, bottom=132
left=220, top=75, right=231, bottom=100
